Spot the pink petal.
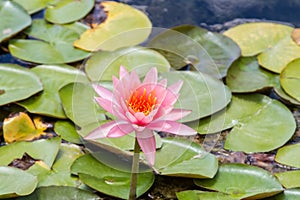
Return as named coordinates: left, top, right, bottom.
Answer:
left=107, top=123, right=134, bottom=138
left=147, top=120, right=197, bottom=136
left=84, top=120, right=120, bottom=140
left=136, top=129, right=156, bottom=166
left=143, top=67, right=157, bottom=85
left=161, top=108, right=192, bottom=121
left=92, top=84, right=113, bottom=100
left=94, top=97, right=113, bottom=114
left=119, top=66, right=128, bottom=80
left=168, top=80, right=183, bottom=94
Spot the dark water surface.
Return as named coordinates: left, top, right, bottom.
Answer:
left=119, top=0, right=300, bottom=31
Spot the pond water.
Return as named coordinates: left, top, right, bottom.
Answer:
left=119, top=0, right=300, bottom=31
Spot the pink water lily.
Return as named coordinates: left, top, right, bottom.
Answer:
left=85, top=66, right=196, bottom=166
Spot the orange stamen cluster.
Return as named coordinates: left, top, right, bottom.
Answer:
left=127, top=88, right=157, bottom=116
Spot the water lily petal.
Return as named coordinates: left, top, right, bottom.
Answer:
left=143, top=67, right=157, bottom=85
left=136, top=129, right=156, bottom=166
left=147, top=120, right=197, bottom=136
left=119, top=65, right=128, bottom=80
left=95, top=97, right=113, bottom=114
left=85, top=120, right=120, bottom=140
left=162, top=108, right=192, bottom=121
left=92, top=83, right=113, bottom=100
left=107, top=122, right=134, bottom=138
left=168, top=80, right=183, bottom=94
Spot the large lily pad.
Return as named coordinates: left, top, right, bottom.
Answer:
left=14, top=186, right=100, bottom=200
left=0, top=0, right=31, bottom=42
left=264, top=188, right=300, bottom=200
left=9, top=19, right=90, bottom=64
left=154, top=138, right=218, bottom=178
left=194, top=163, right=283, bottom=199
left=71, top=154, right=154, bottom=199
left=0, top=64, right=42, bottom=106
left=54, top=120, right=82, bottom=144
left=17, top=65, right=88, bottom=118
left=160, top=71, right=231, bottom=122
left=223, top=22, right=300, bottom=73
left=0, top=166, right=37, bottom=198
left=280, top=58, right=300, bottom=101
left=275, top=171, right=300, bottom=189
left=45, top=0, right=94, bottom=24
left=85, top=46, right=170, bottom=81
left=148, top=25, right=240, bottom=78
left=0, top=137, right=61, bottom=167
left=74, top=1, right=152, bottom=51
left=275, top=143, right=300, bottom=168
left=196, top=94, right=296, bottom=153
left=13, top=0, right=49, bottom=14
left=176, top=190, right=240, bottom=200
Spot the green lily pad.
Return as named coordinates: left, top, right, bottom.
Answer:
left=59, top=82, right=106, bottom=127
left=85, top=46, right=170, bottom=81
left=0, top=166, right=37, bottom=198
left=223, top=22, right=293, bottom=56
left=224, top=22, right=300, bottom=73
left=0, top=137, right=61, bottom=167
left=9, top=19, right=90, bottom=64
left=264, top=188, right=300, bottom=200
left=154, top=138, right=218, bottom=178
left=280, top=58, right=300, bottom=101
left=13, top=0, right=50, bottom=14
left=275, top=171, right=300, bottom=189
left=45, top=0, right=94, bottom=24
left=160, top=71, right=231, bottom=122
left=275, top=143, right=300, bottom=168
left=14, top=186, right=100, bottom=200
left=71, top=154, right=154, bottom=199
left=74, top=1, right=152, bottom=51
left=28, top=143, right=84, bottom=187
left=176, top=190, right=240, bottom=200
left=194, top=163, right=283, bottom=199
left=0, top=64, right=43, bottom=106
left=148, top=24, right=240, bottom=78
left=17, top=65, right=88, bottom=118
left=54, top=120, right=82, bottom=144
left=226, top=56, right=277, bottom=92
left=195, top=94, right=296, bottom=153
left=0, top=0, right=31, bottom=42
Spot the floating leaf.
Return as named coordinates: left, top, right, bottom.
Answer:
left=85, top=46, right=170, bottom=81
left=0, top=0, right=31, bottom=42
left=226, top=57, right=277, bottom=92
left=176, top=190, right=240, bottom=200
left=54, top=120, right=82, bottom=144
left=0, top=137, right=61, bottom=167
left=224, top=22, right=300, bottom=73
left=0, top=64, right=42, bottom=106
left=196, top=94, right=296, bottom=153
left=194, top=163, right=283, bottom=199
left=160, top=71, right=231, bottom=122
left=71, top=154, right=154, bottom=199
left=0, top=166, right=37, bottom=198
left=3, top=112, right=48, bottom=143
left=148, top=25, right=240, bottom=78
left=9, top=19, right=90, bottom=64
left=154, top=138, right=218, bottom=178
left=17, top=65, right=88, bottom=118
left=12, top=0, right=49, bottom=14
left=74, top=1, right=152, bottom=51
left=280, top=58, right=300, bottom=101
left=14, top=186, right=100, bottom=200
left=59, top=82, right=106, bottom=127
left=264, top=188, right=300, bottom=200
left=276, top=143, right=300, bottom=168
left=275, top=171, right=300, bottom=189
left=45, top=0, right=94, bottom=24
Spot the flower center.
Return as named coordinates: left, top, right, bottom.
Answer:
left=127, top=88, right=157, bottom=116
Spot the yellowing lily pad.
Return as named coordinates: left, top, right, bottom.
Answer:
left=275, top=171, right=300, bottom=189
left=196, top=94, right=296, bottom=153
left=74, top=1, right=152, bottom=51
left=194, top=163, right=283, bottom=199
left=17, top=65, right=88, bottom=118
left=85, top=46, right=170, bottom=81
left=280, top=58, right=300, bottom=101
left=9, top=19, right=90, bottom=64
left=45, top=0, right=94, bottom=24
left=3, top=112, right=48, bottom=143
left=0, top=64, right=43, bottom=106
left=0, top=0, right=31, bottom=42
left=275, top=143, right=300, bottom=168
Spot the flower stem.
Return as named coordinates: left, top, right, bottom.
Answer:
left=129, top=137, right=140, bottom=200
